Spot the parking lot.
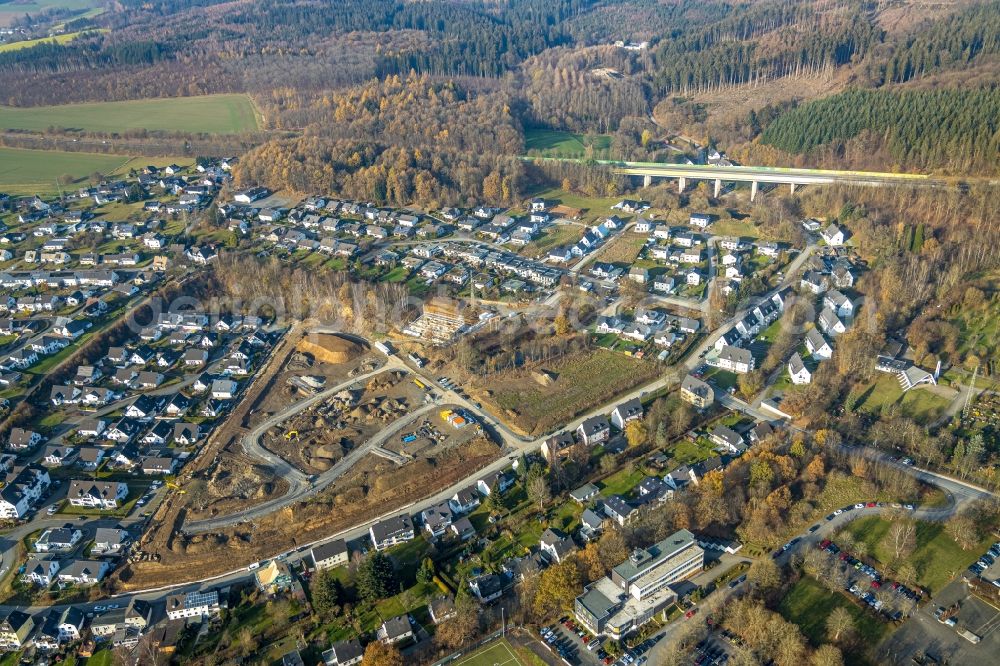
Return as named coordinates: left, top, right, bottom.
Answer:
left=879, top=580, right=1000, bottom=664
left=538, top=619, right=661, bottom=666
left=539, top=619, right=598, bottom=666
left=689, top=632, right=735, bottom=665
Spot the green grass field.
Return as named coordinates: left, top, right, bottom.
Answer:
left=839, top=516, right=989, bottom=594
left=0, top=147, right=193, bottom=194
left=525, top=128, right=612, bottom=159
left=0, top=94, right=259, bottom=134
left=0, top=147, right=128, bottom=194
left=455, top=639, right=525, bottom=666
left=779, top=577, right=888, bottom=648
left=854, top=374, right=953, bottom=424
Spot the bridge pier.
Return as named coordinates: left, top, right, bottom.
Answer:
left=750, top=180, right=759, bottom=202
left=790, top=183, right=796, bottom=195
left=678, top=177, right=687, bottom=193
left=714, top=179, right=722, bottom=198
left=643, top=174, right=652, bottom=188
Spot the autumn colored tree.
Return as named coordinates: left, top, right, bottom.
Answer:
left=533, top=558, right=582, bottom=619
left=363, top=641, right=403, bottom=666
left=624, top=419, right=648, bottom=448
left=825, top=606, right=855, bottom=642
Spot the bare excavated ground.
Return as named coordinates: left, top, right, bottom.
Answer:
left=114, top=435, right=502, bottom=591
left=258, top=369, right=421, bottom=474
left=181, top=333, right=386, bottom=513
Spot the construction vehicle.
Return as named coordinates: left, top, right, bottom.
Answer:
left=166, top=482, right=186, bottom=494
left=285, top=430, right=299, bottom=440
left=413, top=379, right=426, bottom=390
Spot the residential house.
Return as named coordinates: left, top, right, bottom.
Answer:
left=716, top=345, right=754, bottom=374
left=541, top=431, right=575, bottom=462
left=821, top=224, right=846, bottom=246
left=569, top=483, right=600, bottom=504
left=823, top=289, right=854, bottom=318
left=421, top=502, right=454, bottom=539
left=710, top=426, right=746, bottom=455
left=477, top=470, right=514, bottom=497
left=311, top=539, right=349, bottom=571
left=602, top=496, right=638, bottom=527
left=449, top=486, right=481, bottom=515
left=92, top=527, right=131, bottom=556
left=818, top=307, right=846, bottom=336
left=469, top=574, right=504, bottom=604
left=0, top=610, right=33, bottom=651
left=165, top=590, right=222, bottom=621
left=680, top=375, right=714, bottom=408
left=57, top=559, right=110, bottom=586
left=42, top=445, right=78, bottom=467
left=255, top=560, right=294, bottom=595
left=76, top=447, right=105, bottom=471
left=577, top=415, right=611, bottom=446
left=800, top=271, right=828, bottom=294
left=322, top=639, right=364, bottom=666
left=540, top=528, right=577, bottom=564
left=370, top=514, right=415, bottom=551
left=804, top=328, right=833, bottom=360
left=788, top=353, right=812, bottom=385
left=67, top=480, right=128, bottom=509
left=610, top=398, right=643, bottom=430
left=34, top=525, right=82, bottom=552
left=23, top=558, right=60, bottom=586
left=0, top=465, right=50, bottom=519
left=378, top=615, right=414, bottom=644
left=8, top=427, right=43, bottom=451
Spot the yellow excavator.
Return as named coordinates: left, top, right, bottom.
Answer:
left=166, top=481, right=186, bottom=494
left=285, top=430, right=299, bottom=440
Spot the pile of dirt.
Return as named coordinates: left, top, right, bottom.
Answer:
left=532, top=369, right=555, bottom=386
left=297, top=334, right=364, bottom=365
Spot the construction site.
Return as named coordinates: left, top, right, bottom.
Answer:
left=113, top=327, right=505, bottom=591
left=403, top=296, right=485, bottom=345
left=260, top=366, right=423, bottom=475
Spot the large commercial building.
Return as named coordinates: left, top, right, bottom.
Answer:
left=575, top=529, right=704, bottom=640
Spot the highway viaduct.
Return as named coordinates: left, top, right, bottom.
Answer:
left=524, top=157, right=940, bottom=201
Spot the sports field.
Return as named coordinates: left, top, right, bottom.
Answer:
left=0, top=94, right=260, bottom=134
left=453, top=639, right=525, bottom=666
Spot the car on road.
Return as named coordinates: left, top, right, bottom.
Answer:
left=825, top=513, right=835, bottom=521
left=46, top=505, right=58, bottom=515
left=833, top=509, right=843, bottom=516
left=808, top=524, right=820, bottom=532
